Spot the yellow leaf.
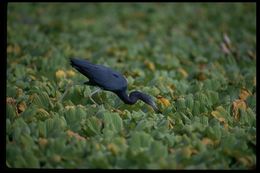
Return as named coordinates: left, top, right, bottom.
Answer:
left=201, top=138, right=214, bottom=145
left=29, top=75, right=36, bottom=80
left=38, top=138, right=48, bottom=147
left=37, top=108, right=50, bottom=118
left=7, top=45, right=13, bottom=53
left=182, top=146, right=198, bottom=158
left=52, top=154, right=61, bottom=162
left=178, top=68, right=188, bottom=78
left=239, top=88, right=251, bottom=101
left=144, top=60, right=155, bottom=71
left=211, top=111, right=225, bottom=123
left=66, top=70, right=76, bottom=77
left=232, top=99, right=247, bottom=120
left=111, top=109, right=126, bottom=116
left=211, top=106, right=229, bottom=129
left=157, top=95, right=171, bottom=107
left=67, top=130, right=86, bottom=141
left=247, top=50, right=256, bottom=60
left=238, top=156, right=254, bottom=167
left=95, top=143, right=100, bottom=150
left=55, top=70, right=66, bottom=78
left=14, top=44, right=21, bottom=54
left=107, top=143, right=119, bottom=155
left=7, top=44, right=21, bottom=54
left=16, top=88, right=23, bottom=97
left=65, top=105, right=75, bottom=109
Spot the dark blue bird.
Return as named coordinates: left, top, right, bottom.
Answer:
left=70, top=58, right=161, bottom=113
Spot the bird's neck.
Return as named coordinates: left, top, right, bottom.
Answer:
left=115, top=90, right=138, bottom=105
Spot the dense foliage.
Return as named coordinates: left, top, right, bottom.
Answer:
left=7, top=3, right=256, bottom=169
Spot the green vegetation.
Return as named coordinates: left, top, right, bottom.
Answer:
left=7, top=3, right=256, bottom=169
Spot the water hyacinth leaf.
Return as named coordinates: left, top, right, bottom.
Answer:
left=192, top=101, right=201, bottom=116
left=14, top=150, right=39, bottom=168
left=82, top=116, right=102, bottom=137
left=63, top=106, right=85, bottom=132
left=129, top=131, right=153, bottom=150
left=6, top=4, right=256, bottom=169
left=7, top=104, right=17, bottom=122
left=7, top=85, right=17, bottom=98
left=205, top=126, right=222, bottom=141
left=30, top=91, right=51, bottom=109
left=20, top=134, right=35, bottom=149
left=102, top=112, right=123, bottom=133
left=38, top=121, right=47, bottom=138
left=45, top=117, right=66, bottom=138
left=20, top=105, right=38, bottom=122
left=195, top=92, right=209, bottom=107
left=176, top=97, right=186, bottom=111
left=185, top=94, right=194, bottom=110
left=88, top=152, right=110, bottom=169
left=206, top=90, right=219, bottom=106
left=135, top=119, right=154, bottom=132
left=36, top=108, right=50, bottom=121
left=239, top=108, right=256, bottom=126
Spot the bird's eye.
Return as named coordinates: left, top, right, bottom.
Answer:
left=113, top=73, right=119, bottom=78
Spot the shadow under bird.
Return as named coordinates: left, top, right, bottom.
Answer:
left=70, top=58, right=161, bottom=113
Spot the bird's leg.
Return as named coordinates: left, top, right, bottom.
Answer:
left=89, top=88, right=101, bottom=105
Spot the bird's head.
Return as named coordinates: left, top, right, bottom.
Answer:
left=129, top=91, right=161, bottom=113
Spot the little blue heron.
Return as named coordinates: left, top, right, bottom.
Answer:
left=69, top=58, right=161, bottom=113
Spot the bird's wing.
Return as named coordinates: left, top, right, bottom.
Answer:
left=93, top=67, right=128, bottom=91
left=71, top=58, right=127, bottom=91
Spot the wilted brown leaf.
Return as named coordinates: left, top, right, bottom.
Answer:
left=247, top=50, right=256, bottom=60
left=211, top=106, right=229, bottom=129
left=67, top=130, right=86, bottom=141
left=197, top=72, right=207, bottom=81
left=6, top=97, right=16, bottom=105
left=239, top=88, right=251, bottom=101
left=238, top=155, right=254, bottom=167
left=17, top=101, right=27, bottom=113
left=201, top=138, right=214, bottom=146
left=232, top=99, right=247, bottom=120
left=221, top=43, right=230, bottom=54
left=223, top=33, right=231, bottom=47
left=182, top=146, right=198, bottom=158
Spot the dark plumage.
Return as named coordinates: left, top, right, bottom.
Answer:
left=70, top=58, right=161, bottom=113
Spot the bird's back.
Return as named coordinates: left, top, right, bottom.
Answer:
left=70, top=58, right=127, bottom=91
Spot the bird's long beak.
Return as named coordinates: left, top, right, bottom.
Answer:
left=150, top=101, right=162, bottom=114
